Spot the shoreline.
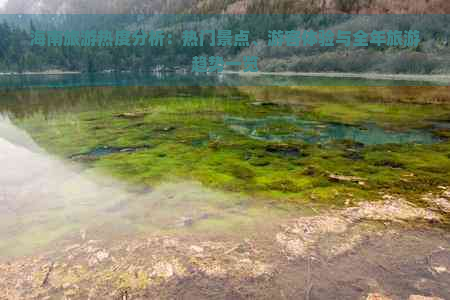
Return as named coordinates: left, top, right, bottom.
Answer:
left=1, top=69, right=450, bottom=84
left=0, top=70, right=81, bottom=76
left=225, top=70, right=450, bottom=84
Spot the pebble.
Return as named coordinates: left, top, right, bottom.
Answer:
left=408, top=295, right=445, bottom=300
left=366, top=293, right=392, bottom=300
left=189, top=245, right=204, bottom=253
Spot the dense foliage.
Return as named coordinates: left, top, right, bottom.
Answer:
left=0, top=14, right=448, bottom=73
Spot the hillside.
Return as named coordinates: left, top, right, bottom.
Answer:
left=0, top=1, right=449, bottom=74
left=1, top=0, right=450, bottom=14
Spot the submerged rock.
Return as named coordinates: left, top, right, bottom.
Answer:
left=366, top=293, right=393, bottom=300
left=328, top=173, right=366, bottom=185
left=175, top=216, right=194, bottom=227
left=69, top=145, right=150, bottom=161
left=372, top=159, right=404, bottom=169
left=248, top=157, right=271, bottom=166
left=228, top=124, right=251, bottom=136
left=276, top=215, right=350, bottom=258
left=88, top=249, right=109, bottom=267
left=113, top=112, right=147, bottom=119
left=408, top=295, right=445, bottom=300
left=422, top=189, right=450, bottom=213
left=429, top=197, right=450, bottom=213
left=154, top=126, right=176, bottom=132
left=265, top=144, right=300, bottom=157
left=343, top=199, right=441, bottom=223
left=343, top=148, right=364, bottom=160
left=150, top=260, right=185, bottom=279
left=250, top=101, right=280, bottom=107
left=174, top=213, right=211, bottom=228
left=277, top=196, right=445, bottom=259
left=189, top=245, right=204, bottom=253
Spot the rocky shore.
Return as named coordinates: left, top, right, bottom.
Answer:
left=1, top=188, right=449, bottom=300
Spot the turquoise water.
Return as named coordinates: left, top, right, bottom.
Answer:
left=0, top=72, right=441, bottom=89
left=225, top=116, right=441, bottom=145
left=0, top=75, right=448, bottom=258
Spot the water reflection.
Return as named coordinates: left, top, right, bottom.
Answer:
left=0, top=72, right=440, bottom=89
left=0, top=115, right=284, bottom=258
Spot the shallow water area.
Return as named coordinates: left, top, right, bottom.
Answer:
left=0, top=74, right=450, bottom=261
left=0, top=114, right=297, bottom=259
left=225, top=115, right=441, bottom=145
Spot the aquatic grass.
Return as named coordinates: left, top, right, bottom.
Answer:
left=309, top=101, right=449, bottom=129
left=4, top=86, right=450, bottom=206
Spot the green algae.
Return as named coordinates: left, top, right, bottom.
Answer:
left=4, top=86, right=450, bottom=208
left=1, top=85, right=450, bottom=258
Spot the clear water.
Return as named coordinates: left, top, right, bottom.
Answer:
left=0, top=72, right=442, bottom=89
left=225, top=116, right=441, bottom=145
left=0, top=73, right=448, bottom=258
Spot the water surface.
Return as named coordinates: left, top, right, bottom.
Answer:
left=0, top=72, right=442, bottom=89
left=0, top=74, right=449, bottom=258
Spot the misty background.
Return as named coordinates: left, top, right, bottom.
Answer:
left=0, top=1, right=448, bottom=74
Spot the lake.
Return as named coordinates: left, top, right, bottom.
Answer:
left=0, top=73, right=449, bottom=259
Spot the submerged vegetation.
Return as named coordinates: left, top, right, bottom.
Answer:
left=1, top=83, right=450, bottom=300
left=3, top=85, right=450, bottom=209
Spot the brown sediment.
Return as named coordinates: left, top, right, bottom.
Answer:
left=1, top=189, right=449, bottom=300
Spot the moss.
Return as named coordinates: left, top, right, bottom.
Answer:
left=371, top=159, right=404, bottom=169
left=432, top=129, right=450, bottom=139
left=266, top=179, right=301, bottom=193
left=248, top=157, right=271, bottom=167
left=6, top=85, right=450, bottom=207
left=229, top=164, right=256, bottom=180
